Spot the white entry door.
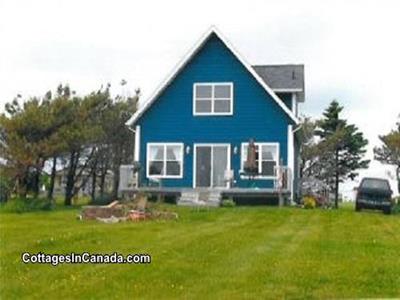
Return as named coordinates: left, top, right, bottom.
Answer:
left=194, top=144, right=230, bottom=188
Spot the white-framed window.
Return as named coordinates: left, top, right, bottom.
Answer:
left=193, top=82, right=233, bottom=115
left=240, top=143, right=279, bottom=179
left=146, top=143, right=184, bottom=178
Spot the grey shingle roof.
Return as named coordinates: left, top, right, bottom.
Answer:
left=252, top=64, right=305, bottom=102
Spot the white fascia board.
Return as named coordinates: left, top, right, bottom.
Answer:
left=273, top=88, right=303, bottom=93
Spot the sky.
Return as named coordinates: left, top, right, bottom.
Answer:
left=1, top=0, right=399, bottom=198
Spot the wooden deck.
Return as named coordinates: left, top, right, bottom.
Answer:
left=120, top=187, right=290, bottom=198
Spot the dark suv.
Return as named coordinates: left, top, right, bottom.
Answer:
left=356, top=178, right=393, bottom=214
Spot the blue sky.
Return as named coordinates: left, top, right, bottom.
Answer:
left=1, top=0, right=399, bottom=197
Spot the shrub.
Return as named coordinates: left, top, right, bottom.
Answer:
left=392, top=203, right=400, bottom=215
left=0, top=175, right=12, bottom=202
left=221, top=199, right=236, bottom=207
left=72, top=196, right=91, bottom=206
left=303, top=196, right=316, bottom=209
left=0, top=197, right=54, bottom=213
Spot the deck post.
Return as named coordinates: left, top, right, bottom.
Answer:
left=278, top=191, right=284, bottom=207
left=277, top=159, right=284, bottom=206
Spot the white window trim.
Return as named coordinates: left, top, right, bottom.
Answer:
left=146, top=143, right=184, bottom=179
left=193, top=82, right=233, bottom=116
left=240, top=142, right=280, bottom=180
left=193, top=143, right=231, bottom=189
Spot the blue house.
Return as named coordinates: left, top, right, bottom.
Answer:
left=126, top=27, right=304, bottom=205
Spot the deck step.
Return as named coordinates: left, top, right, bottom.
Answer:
left=178, top=190, right=221, bottom=207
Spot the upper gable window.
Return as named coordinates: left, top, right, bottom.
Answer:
left=193, top=83, right=233, bottom=115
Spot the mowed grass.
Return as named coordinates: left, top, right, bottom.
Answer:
left=0, top=204, right=399, bottom=299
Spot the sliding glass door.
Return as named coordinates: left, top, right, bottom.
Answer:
left=194, top=144, right=230, bottom=188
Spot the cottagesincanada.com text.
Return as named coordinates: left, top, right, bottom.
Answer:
left=21, top=252, right=151, bottom=266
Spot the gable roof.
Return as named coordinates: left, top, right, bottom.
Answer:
left=253, top=65, right=305, bottom=102
left=126, top=26, right=299, bottom=126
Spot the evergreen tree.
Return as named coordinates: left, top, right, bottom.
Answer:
left=315, top=100, right=369, bottom=208
left=0, top=93, right=70, bottom=198
left=374, top=119, right=400, bottom=193
left=60, top=87, right=110, bottom=205
left=0, top=83, right=138, bottom=205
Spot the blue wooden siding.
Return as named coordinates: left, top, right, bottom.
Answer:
left=137, top=33, right=294, bottom=188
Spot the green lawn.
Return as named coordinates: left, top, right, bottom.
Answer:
left=0, top=204, right=399, bottom=299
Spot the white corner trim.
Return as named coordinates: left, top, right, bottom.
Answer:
left=134, top=125, right=141, bottom=162
left=287, top=125, right=294, bottom=201
left=125, top=26, right=299, bottom=126
left=291, top=93, right=296, bottom=115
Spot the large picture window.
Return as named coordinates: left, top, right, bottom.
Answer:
left=241, top=143, right=279, bottom=178
left=193, top=83, right=233, bottom=115
left=147, top=143, right=183, bottom=178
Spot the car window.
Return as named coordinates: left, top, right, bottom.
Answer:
left=361, top=179, right=390, bottom=190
